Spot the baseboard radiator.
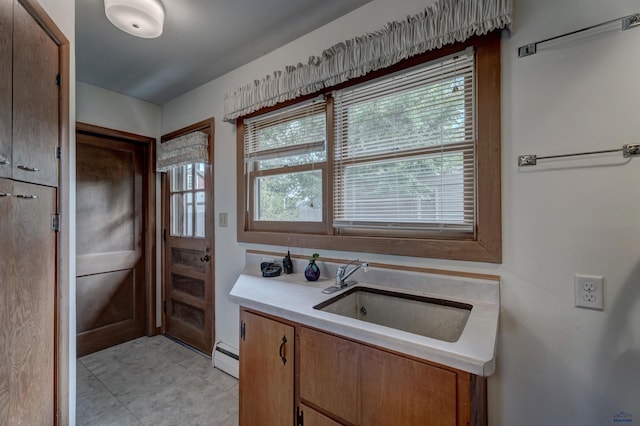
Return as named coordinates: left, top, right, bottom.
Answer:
left=212, top=341, right=239, bottom=379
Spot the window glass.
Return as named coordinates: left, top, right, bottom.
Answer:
left=169, top=163, right=206, bottom=238
left=255, top=170, right=323, bottom=222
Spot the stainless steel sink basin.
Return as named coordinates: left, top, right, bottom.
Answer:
left=314, top=287, right=472, bottom=342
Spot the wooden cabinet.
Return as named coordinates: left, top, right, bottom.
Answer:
left=359, top=346, right=459, bottom=426
left=0, top=0, right=59, bottom=187
left=238, top=308, right=487, bottom=426
left=298, top=403, right=343, bottom=426
left=298, top=325, right=480, bottom=426
left=0, top=0, right=64, bottom=422
left=299, top=327, right=359, bottom=425
left=0, top=178, right=57, bottom=423
left=239, top=309, right=295, bottom=426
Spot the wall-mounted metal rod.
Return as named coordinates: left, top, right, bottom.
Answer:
left=518, top=144, right=640, bottom=167
left=518, top=13, right=640, bottom=58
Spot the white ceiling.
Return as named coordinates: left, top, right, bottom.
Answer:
left=76, top=0, right=374, bottom=105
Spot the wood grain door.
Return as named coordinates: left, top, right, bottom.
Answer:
left=163, top=161, right=214, bottom=354
left=299, top=327, right=359, bottom=425
left=360, top=346, right=458, bottom=426
left=239, top=310, right=294, bottom=426
left=0, top=178, right=57, bottom=424
left=76, top=133, right=147, bottom=356
left=12, top=0, right=59, bottom=187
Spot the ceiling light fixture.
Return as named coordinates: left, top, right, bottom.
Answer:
left=104, top=0, right=165, bottom=39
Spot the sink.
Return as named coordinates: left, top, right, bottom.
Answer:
left=314, top=287, right=472, bottom=342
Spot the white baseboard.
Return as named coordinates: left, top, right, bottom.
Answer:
left=212, top=342, right=239, bottom=379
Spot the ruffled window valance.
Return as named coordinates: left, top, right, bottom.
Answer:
left=223, top=0, right=511, bottom=122
left=156, top=131, right=209, bottom=172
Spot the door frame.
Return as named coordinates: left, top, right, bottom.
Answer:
left=76, top=122, right=158, bottom=340
left=160, top=117, right=215, bottom=351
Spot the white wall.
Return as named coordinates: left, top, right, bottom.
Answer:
left=76, top=81, right=161, bottom=137
left=158, top=0, right=640, bottom=423
left=36, top=0, right=75, bottom=423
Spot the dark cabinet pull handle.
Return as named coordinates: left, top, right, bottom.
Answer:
left=279, top=335, right=287, bottom=366
left=17, top=165, right=39, bottom=172
left=16, top=194, right=38, bottom=199
left=0, top=158, right=9, bottom=165
left=0, top=192, right=10, bottom=197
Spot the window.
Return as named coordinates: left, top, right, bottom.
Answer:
left=333, top=50, right=475, bottom=236
left=170, top=163, right=206, bottom=238
left=237, top=33, right=501, bottom=262
left=243, top=99, right=327, bottom=233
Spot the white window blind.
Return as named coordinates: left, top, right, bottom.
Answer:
left=333, top=49, right=476, bottom=233
left=244, top=99, right=326, bottom=169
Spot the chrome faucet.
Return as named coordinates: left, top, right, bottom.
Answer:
left=322, top=259, right=368, bottom=294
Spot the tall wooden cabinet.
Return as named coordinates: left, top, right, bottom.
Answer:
left=0, top=0, right=63, bottom=423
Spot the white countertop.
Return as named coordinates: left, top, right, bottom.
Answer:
left=229, top=257, right=499, bottom=376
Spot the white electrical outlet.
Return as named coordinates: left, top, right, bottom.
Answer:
left=574, top=274, right=604, bottom=310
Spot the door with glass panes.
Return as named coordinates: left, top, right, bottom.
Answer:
left=163, top=161, right=214, bottom=354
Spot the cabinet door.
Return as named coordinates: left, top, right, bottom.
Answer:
left=239, top=310, right=294, bottom=426
left=299, top=327, right=359, bottom=425
left=12, top=0, right=59, bottom=187
left=299, top=403, right=343, bottom=426
left=5, top=181, right=56, bottom=423
left=0, top=179, right=11, bottom=418
left=360, top=346, right=458, bottom=426
left=0, top=0, right=11, bottom=177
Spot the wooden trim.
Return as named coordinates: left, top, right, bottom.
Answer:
left=160, top=173, right=168, bottom=335
left=237, top=32, right=502, bottom=263
left=161, top=117, right=214, bottom=143
left=246, top=249, right=500, bottom=282
left=325, top=97, right=335, bottom=236
left=471, top=375, right=488, bottom=426
left=237, top=119, right=247, bottom=239
left=76, top=122, right=155, bottom=144
left=474, top=33, right=502, bottom=263
left=75, top=123, right=158, bottom=341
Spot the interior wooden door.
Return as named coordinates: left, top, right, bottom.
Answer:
left=0, top=179, right=57, bottom=424
left=163, top=160, right=214, bottom=354
left=76, top=133, right=147, bottom=356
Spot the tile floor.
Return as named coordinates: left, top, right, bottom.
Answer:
left=77, top=336, right=239, bottom=426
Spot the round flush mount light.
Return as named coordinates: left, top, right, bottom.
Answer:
left=104, top=0, right=165, bottom=39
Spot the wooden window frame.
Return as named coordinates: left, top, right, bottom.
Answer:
left=237, top=32, right=501, bottom=263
